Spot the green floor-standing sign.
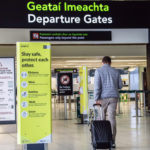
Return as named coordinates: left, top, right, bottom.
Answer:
left=79, top=66, right=88, bottom=123
left=17, top=42, right=52, bottom=144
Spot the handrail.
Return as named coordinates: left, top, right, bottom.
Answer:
left=52, top=91, right=79, bottom=96
left=119, top=90, right=150, bottom=93
left=52, top=90, right=150, bottom=95
left=88, top=90, right=150, bottom=94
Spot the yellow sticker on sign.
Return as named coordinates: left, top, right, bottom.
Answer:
left=17, top=42, right=52, bottom=144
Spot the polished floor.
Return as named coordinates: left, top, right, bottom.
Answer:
left=0, top=101, right=150, bottom=150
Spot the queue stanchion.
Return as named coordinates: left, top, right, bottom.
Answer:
left=23, top=143, right=48, bottom=150
left=117, top=96, right=121, bottom=114
left=69, top=96, right=71, bottom=111
left=117, top=92, right=123, bottom=115
left=74, top=93, right=77, bottom=111
left=64, top=96, right=67, bottom=120
left=133, top=91, right=142, bottom=117
left=135, top=91, right=138, bottom=117
left=143, top=91, right=146, bottom=114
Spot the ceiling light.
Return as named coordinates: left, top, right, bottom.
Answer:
left=119, top=65, right=136, bottom=66
left=66, top=60, right=146, bottom=63
left=128, top=67, right=137, bottom=72
left=66, top=60, right=100, bottom=63
left=112, top=60, right=146, bottom=62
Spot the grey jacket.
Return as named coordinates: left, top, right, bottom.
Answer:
left=94, top=64, right=123, bottom=101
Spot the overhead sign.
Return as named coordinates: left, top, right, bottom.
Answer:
left=30, top=31, right=111, bottom=41
left=17, top=42, right=52, bottom=144
left=55, top=68, right=78, bottom=73
left=0, top=58, right=16, bottom=124
left=57, top=73, right=73, bottom=95
left=0, top=1, right=150, bottom=28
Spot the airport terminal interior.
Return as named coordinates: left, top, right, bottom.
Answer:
left=0, top=43, right=150, bottom=150
left=1, top=0, right=150, bottom=149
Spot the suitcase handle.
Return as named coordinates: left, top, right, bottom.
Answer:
left=93, top=103, right=101, bottom=107
left=93, top=103, right=103, bottom=120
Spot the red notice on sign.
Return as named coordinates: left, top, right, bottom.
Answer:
left=60, top=75, right=70, bottom=85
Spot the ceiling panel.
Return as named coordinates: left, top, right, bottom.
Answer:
left=52, top=56, right=146, bottom=69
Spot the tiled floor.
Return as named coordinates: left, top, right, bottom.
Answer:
left=0, top=102, right=150, bottom=150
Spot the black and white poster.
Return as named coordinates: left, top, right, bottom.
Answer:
left=57, top=73, right=73, bottom=96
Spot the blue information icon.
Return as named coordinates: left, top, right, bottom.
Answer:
left=21, top=81, right=28, bottom=88
left=21, top=91, right=28, bottom=98
left=21, top=101, right=28, bottom=108
left=22, top=111, right=28, bottom=118
left=21, top=72, right=28, bottom=78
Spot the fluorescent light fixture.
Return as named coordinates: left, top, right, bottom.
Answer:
left=63, top=66, right=71, bottom=67
left=75, top=66, right=83, bottom=67
left=66, top=60, right=100, bottom=63
left=128, top=63, right=146, bottom=64
left=112, top=60, right=146, bottom=62
left=119, top=65, right=136, bottom=66
left=66, top=60, right=146, bottom=63
left=128, top=67, right=136, bottom=72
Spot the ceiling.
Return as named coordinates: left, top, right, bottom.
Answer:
left=0, top=45, right=147, bottom=70
left=51, top=56, right=146, bottom=69
left=51, top=44, right=147, bottom=69
left=51, top=45, right=146, bottom=57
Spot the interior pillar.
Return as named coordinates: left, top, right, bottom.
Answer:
left=146, top=38, right=150, bottom=110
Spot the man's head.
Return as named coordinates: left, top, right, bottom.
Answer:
left=102, top=56, right=111, bottom=65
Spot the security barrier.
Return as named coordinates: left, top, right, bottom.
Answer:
left=119, top=90, right=150, bottom=117
left=52, top=90, right=150, bottom=118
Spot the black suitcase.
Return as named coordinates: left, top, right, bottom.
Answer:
left=90, top=104, right=113, bottom=150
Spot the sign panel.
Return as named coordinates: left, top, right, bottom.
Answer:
left=0, top=1, right=150, bottom=28
left=88, top=92, right=95, bottom=110
left=0, top=58, right=16, bottom=124
left=17, top=42, right=52, bottom=144
left=55, top=68, right=78, bottom=73
left=79, top=66, right=88, bottom=115
left=88, top=91, right=95, bottom=121
left=57, top=73, right=73, bottom=95
left=30, top=31, right=111, bottom=41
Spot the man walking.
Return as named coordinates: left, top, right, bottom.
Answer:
left=94, top=56, right=122, bottom=148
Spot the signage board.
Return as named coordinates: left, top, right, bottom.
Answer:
left=88, top=92, right=95, bottom=110
left=0, top=1, right=150, bottom=28
left=30, top=31, right=111, bottom=41
left=0, top=58, right=16, bottom=124
left=79, top=66, right=88, bottom=115
left=17, top=42, right=52, bottom=144
left=57, top=73, right=73, bottom=96
left=88, top=91, right=95, bottom=121
left=55, top=68, right=78, bottom=73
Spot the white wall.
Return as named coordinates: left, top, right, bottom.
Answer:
left=0, top=28, right=147, bottom=57
left=52, top=77, right=57, bottom=91
left=0, top=44, right=146, bottom=57
left=0, top=29, right=148, bottom=44
left=51, top=45, right=146, bottom=56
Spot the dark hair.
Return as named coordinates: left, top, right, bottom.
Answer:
left=102, top=56, right=111, bottom=64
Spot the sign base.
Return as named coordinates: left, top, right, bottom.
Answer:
left=23, top=144, right=48, bottom=150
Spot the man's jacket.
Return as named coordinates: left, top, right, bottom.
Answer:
left=94, top=64, right=123, bottom=101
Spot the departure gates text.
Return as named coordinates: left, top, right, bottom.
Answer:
left=26, top=1, right=113, bottom=26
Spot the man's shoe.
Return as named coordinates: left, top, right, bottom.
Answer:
left=112, top=143, right=116, bottom=148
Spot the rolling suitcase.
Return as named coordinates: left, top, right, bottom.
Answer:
left=90, top=104, right=113, bottom=150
